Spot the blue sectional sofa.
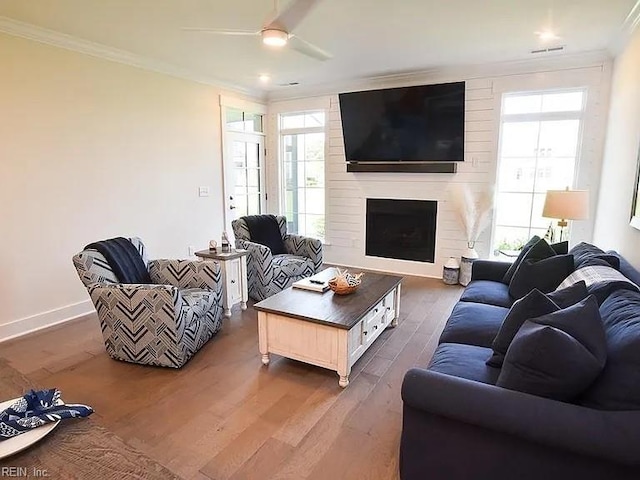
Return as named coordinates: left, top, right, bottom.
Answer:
left=400, top=249, right=640, bottom=480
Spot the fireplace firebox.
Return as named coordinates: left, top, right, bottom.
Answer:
left=365, top=199, right=437, bottom=263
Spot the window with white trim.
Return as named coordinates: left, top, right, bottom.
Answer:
left=492, top=89, right=586, bottom=254
left=278, top=111, right=326, bottom=240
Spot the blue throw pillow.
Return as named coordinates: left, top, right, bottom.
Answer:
left=497, top=295, right=607, bottom=401
left=501, top=236, right=541, bottom=285
left=486, top=289, right=560, bottom=367
left=550, top=241, right=569, bottom=255
left=508, top=254, right=574, bottom=299
left=547, top=280, right=589, bottom=308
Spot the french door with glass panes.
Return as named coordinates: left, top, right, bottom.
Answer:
left=492, top=90, right=585, bottom=254
left=223, top=132, right=265, bottom=224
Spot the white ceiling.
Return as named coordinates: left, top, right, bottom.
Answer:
left=0, top=0, right=637, bottom=94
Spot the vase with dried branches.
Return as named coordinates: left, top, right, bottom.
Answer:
left=449, top=184, right=494, bottom=285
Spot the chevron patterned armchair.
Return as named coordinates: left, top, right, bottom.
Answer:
left=73, top=237, right=223, bottom=368
left=231, top=215, right=323, bottom=301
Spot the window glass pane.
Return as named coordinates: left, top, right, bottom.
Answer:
left=531, top=193, right=551, bottom=229
left=247, top=168, right=260, bottom=188
left=279, top=114, right=325, bottom=241
left=305, top=188, right=324, bottom=215
left=541, top=91, right=584, bottom=113
left=246, top=113, right=263, bottom=133
left=281, top=113, right=306, bottom=129
left=304, top=133, right=325, bottom=161
left=232, top=141, right=246, bottom=168
left=503, top=95, right=542, bottom=115
left=533, top=157, right=575, bottom=192
left=493, top=89, right=583, bottom=253
left=234, top=170, right=247, bottom=188
left=248, top=195, right=260, bottom=215
left=493, top=226, right=532, bottom=252
left=225, top=108, right=244, bottom=130
left=495, top=193, right=533, bottom=228
left=305, top=214, right=325, bottom=238
left=305, top=161, right=325, bottom=188
left=497, top=157, right=536, bottom=192
left=500, top=122, right=540, bottom=157
left=538, top=120, right=580, bottom=158
left=305, top=112, right=325, bottom=127
left=247, top=142, right=260, bottom=168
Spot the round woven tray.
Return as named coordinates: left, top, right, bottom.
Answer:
left=328, top=279, right=360, bottom=295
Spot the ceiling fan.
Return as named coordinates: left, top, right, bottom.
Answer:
left=183, top=0, right=332, bottom=61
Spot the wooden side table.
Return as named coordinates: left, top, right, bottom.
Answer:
left=195, top=249, right=248, bottom=317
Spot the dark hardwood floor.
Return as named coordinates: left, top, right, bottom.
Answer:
left=0, top=277, right=462, bottom=479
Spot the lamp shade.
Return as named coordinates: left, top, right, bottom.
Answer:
left=542, top=189, right=589, bottom=220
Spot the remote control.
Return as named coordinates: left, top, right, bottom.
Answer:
left=309, top=279, right=324, bottom=285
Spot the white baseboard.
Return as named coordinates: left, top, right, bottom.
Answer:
left=0, top=300, right=95, bottom=343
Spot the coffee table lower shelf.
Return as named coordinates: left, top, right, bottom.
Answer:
left=257, top=284, right=401, bottom=388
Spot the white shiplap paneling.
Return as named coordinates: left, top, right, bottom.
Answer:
left=267, top=62, right=611, bottom=279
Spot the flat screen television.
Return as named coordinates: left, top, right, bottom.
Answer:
left=338, top=81, right=465, bottom=162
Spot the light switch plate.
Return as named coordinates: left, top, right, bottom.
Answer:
left=198, top=186, right=210, bottom=197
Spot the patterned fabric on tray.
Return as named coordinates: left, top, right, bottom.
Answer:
left=0, top=389, right=92, bottom=441
left=232, top=215, right=323, bottom=301
left=73, top=238, right=223, bottom=368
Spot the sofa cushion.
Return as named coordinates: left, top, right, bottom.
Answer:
left=497, top=295, right=606, bottom=401
left=487, top=289, right=560, bottom=367
left=428, top=343, right=500, bottom=386
left=570, top=242, right=605, bottom=265
left=508, top=254, right=574, bottom=299
left=557, top=265, right=640, bottom=304
left=460, top=280, right=513, bottom=308
left=502, top=235, right=541, bottom=284
left=610, top=250, right=640, bottom=285
left=439, top=302, right=508, bottom=348
left=273, top=254, right=315, bottom=277
left=180, top=288, right=216, bottom=319
left=581, top=289, right=640, bottom=410
left=577, top=254, right=621, bottom=270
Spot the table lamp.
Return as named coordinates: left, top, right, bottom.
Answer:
left=542, top=188, right=589, bottom=242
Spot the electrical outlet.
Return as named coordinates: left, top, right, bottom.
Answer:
left=188, top=246, right=196, bottom=256
left=198, top=186, right=210, bottom=197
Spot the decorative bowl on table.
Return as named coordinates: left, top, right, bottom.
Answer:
left=328, top=269, right=363, bottom=295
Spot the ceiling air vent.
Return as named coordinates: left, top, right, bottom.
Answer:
left=531, top=45, right=565, bottom=54
left=277, top=82, right=300, bottom=87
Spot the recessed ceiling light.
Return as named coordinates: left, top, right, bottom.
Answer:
left=259, top=74, right=271, bottom=83
left=262, top=29, right=288, bottom=47
left=535, top=29, right=560, bottom=42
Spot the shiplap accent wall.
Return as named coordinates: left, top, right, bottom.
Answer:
left=324, top=80, right=496, bottom=278
left=267, top=61, right=612, bottom=278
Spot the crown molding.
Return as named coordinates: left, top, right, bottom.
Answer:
left=266, top=50, right=612, bottom=102
left=609, top=0, right=640, bottom=55
left=0, top=16, right=264, bottom=100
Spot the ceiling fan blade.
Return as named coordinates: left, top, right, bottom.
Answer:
left=289, top=35, right=332, bottom=61
left=267, top=0, right=322, bottom=31
left=182, top=27, right=260, bottom=36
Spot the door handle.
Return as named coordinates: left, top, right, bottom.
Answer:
left=230, top=205, right=236, bottom=210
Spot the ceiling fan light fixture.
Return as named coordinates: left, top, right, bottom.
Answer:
left=262, top=29, right=288, bottom=47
